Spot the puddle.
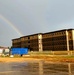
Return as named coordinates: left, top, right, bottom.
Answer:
left=0, top=61, right=74, bottom=75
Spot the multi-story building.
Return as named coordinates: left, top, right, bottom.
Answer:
left=42, top=29, right=66, bottom=51
left=29, top=33, right=43, bottom=51
left=12, top=38, right=21, bottom=48
left=12, top=29, right=74, bottom=51
left=21, top=36, right=29, bottom=48
left=12, top=33, right=43, bottom=51
left=42, top=29, right=74, bottom=51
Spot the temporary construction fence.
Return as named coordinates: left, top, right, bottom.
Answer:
left=11, top=48, right=28, bottom=56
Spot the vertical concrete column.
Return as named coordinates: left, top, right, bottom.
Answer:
left=38, top=34, right=43, bottom=52
left=72, top=30, right=74, bottom=50
left=66, top=30, right=69, bottom=51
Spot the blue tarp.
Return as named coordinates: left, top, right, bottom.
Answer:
left=11, top=48, right=28, bottom=55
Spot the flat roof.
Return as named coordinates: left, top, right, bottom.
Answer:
left=20, top=33, right=42, bottom=38
left=42, top=29, right=74, bottom=35
left=12, top=28, right=74, bottom=40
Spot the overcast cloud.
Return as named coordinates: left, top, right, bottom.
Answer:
left=0, top=0, right=74, bottom=46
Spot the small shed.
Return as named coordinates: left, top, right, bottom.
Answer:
left=0, top=48, right=3, bottom=56
left=0, top=47, right=10, bottom=56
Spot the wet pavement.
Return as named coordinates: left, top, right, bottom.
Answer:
left=0, top=61, right=74, bottom=75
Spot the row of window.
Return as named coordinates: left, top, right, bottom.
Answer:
left=43, top=32, right=66, bottom=37
left=43, top=42, right=67, bottom=45
left=42, top=36, right=66, bottom=41
left=43, top=46, right=67, bottom=50
left=13, top=35, right=67, bottom=43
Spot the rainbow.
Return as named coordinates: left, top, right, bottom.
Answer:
left=0, top=14, right=23, bottom=36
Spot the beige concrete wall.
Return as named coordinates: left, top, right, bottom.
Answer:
left=72, top=30, right=74, bottom=50
left=38, top=34, right=43, bottom=52
left=66, top=30, right=69, bottom=51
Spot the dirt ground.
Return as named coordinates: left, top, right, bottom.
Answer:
left=0, top=57, right=41, bottom=63
left=0, top=55, right=74, bottom=63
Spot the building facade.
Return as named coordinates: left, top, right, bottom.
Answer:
left=42, top=30, right=67, bottom=51
left=12, top=29, right=74, bottom=51
left=12, top=33, right=43, bottom=51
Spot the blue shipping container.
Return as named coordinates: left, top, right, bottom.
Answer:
left=11, top=48, right=28, bottom=55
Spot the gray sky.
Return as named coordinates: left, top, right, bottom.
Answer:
left=0, top=0, right=74, bottom=47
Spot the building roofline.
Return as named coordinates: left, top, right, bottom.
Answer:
left=42, top=28, right=74, bottom=35
left=12, top=28, right=74, bottom=40
left=20, top=33, right=42, bottom=38
left=12, top=38, right=20, bottom=41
